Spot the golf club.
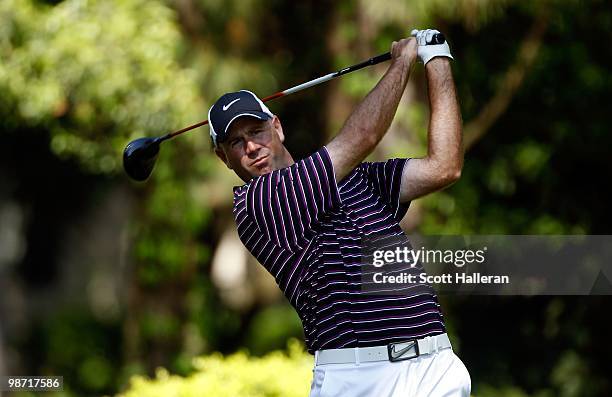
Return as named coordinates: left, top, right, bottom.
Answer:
left=123, top=33, right=446, bottom=181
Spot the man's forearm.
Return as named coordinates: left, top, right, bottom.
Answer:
left=425, top=58, right=463, bottom=179
left=341, top=60, right=411, bottom=148
left=327, top=59, right=412, bottom=180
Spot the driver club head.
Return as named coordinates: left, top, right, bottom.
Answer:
left=123, top=137, right=161, bottom=181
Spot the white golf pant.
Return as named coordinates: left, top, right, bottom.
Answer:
left=309, top=348, right=471, bottom=397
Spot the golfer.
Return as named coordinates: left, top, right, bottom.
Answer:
left=209, top=29, right=470, bottom=396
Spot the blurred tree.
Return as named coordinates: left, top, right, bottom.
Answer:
left=1, top=0, right=218, bottom=393
left=0, top=0, right=203, bottom=173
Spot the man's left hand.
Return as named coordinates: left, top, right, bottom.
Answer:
left=411, top=29, right=454, bottom=65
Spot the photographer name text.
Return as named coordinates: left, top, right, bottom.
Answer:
left=372, top=272, right=510, bottom=285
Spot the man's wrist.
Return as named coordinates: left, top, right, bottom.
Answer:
left=425, top=57, right=452, bottom=73
left=390, top=56, right=413, bottom=79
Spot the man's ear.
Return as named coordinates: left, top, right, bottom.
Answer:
left=215, top=147, right=232, bottom=169
left=272, top=115, right=285, bottom=143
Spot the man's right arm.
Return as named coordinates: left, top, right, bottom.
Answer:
left=326, top=38, right=417, bottom=181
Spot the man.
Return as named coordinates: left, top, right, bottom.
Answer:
left=209, top=29, right=470, bottom=396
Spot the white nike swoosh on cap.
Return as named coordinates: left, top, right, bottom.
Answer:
left=223, top=98, right=241, bottom=111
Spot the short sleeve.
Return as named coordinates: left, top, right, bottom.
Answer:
left=234, top=146, right=342, bottom=252
left=365, top=158, right=410, bottom=221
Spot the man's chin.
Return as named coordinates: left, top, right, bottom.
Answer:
left=254, top=166, right=272, bottom=175
left=243, top=166, right=271, bottom=180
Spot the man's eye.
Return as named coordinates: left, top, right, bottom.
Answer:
left=231, top=139, right=241, bottom=147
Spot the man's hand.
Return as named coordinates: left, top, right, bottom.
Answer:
left=411, top=29, right=454, bottom=65
left=390, top=37, right=418, bottom=67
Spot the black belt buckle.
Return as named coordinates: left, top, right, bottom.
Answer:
left=387, top=340, right=419, bottom=362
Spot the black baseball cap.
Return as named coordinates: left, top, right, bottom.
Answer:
left=208, top=90, right=273, bottom=147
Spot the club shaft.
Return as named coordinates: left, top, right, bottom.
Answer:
left=277, top=52, right=394, bottom=96
left=161, top=52, right=393, bottom=141
left=153, top=32, right=446, bottom=143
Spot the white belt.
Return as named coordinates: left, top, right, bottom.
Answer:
left=315, top=333, right=452, bottom=365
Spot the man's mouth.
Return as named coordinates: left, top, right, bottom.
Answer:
left=251, top=156, right=268, bottom=168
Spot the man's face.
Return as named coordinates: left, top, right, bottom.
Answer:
left=215, top=115, right=289, bottom=182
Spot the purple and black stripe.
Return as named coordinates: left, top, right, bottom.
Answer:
left=233, top=147, right=445, bottom=353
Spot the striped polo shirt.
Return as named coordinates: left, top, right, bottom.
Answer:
left=232, top=147, right=446, bottom=353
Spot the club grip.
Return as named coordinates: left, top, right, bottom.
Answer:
left=368, top=33, right=446, bottom=67
left=369, top=52, right=393, bottom=65
left=410, top=29, right=446, bottom=45
left=431, top=33, right=446, bottom=44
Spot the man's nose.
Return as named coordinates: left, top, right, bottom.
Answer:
left=245, top=139, right=259, bottom=155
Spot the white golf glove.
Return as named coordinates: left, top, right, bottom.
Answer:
left=410, top=29, right=453, bottom=65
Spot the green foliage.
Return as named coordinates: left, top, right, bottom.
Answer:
left=115, top=340, right=312, bottom=397
left=244, top=305, right=304, bottom=355
left=11, top=308, right=122, bottom=395
left=0, top=0, right=203, bottom=174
